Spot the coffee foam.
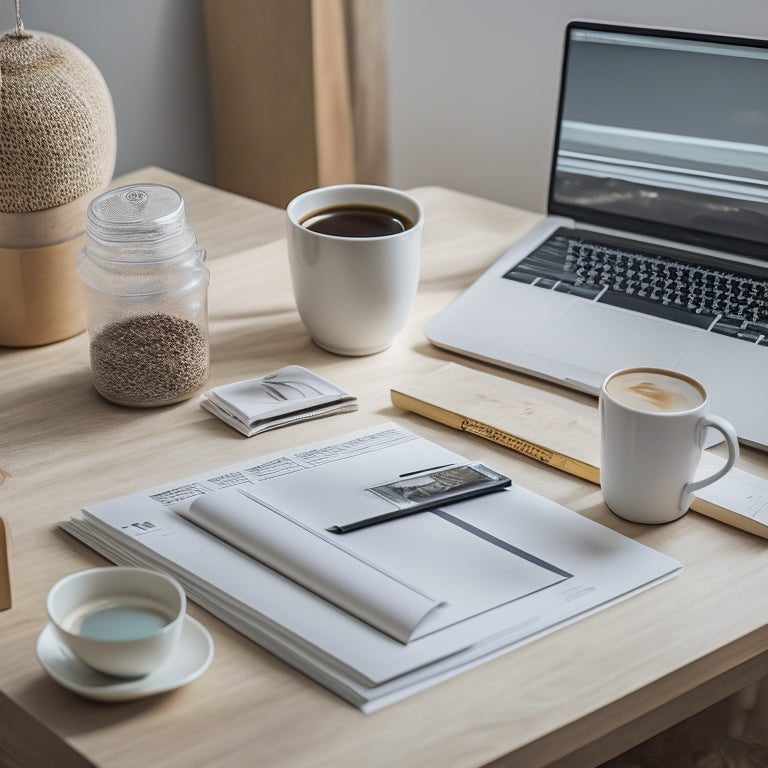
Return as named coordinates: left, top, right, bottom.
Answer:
left=605, top=370, right=704, bottom=413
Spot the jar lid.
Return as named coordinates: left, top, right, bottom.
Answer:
left=86, top=183, right=194, bottom=255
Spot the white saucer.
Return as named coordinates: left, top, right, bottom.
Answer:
left=36, top=615, right=214, bottom=702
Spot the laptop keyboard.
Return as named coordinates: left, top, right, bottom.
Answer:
left=503, top=227, right=768, bottom=345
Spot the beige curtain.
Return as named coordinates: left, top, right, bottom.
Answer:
left=203, top=0, right=388, bottom=208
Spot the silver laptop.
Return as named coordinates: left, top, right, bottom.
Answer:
left=426, top=21, right=768, bottom=449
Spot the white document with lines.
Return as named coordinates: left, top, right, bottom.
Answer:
left=62, top=423, right=682, bottom=711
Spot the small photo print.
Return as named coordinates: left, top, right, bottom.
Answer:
left=368, top=464, right=499, bottom=509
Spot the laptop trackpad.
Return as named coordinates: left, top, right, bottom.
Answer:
left=531, top=301, right=696, bottom=380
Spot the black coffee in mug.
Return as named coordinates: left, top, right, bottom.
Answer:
left=300, top=204, right=413, bottom=238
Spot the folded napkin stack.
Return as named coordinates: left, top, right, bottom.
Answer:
left=201, top=365, right=358, bottom=437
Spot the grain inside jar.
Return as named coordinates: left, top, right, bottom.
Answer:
left=90, top=313, right=209, bottom=407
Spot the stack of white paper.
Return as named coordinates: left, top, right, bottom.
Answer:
left=61, top=423, right=683, bottom=712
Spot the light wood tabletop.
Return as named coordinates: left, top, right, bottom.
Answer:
left=1, top=167, right=767, bottom=768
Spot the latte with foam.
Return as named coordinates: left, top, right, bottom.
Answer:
left=605, top=369, right=705, bottom=413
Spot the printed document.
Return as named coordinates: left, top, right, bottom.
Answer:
left=62, top=423, right=683, bottom=711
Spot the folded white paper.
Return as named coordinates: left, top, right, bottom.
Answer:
left=183, top=487, right=444, bottom=643
left=201, top=365, right=358, bottom=436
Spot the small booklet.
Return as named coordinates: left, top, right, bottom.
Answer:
left=201, top=365, right=358, bottom=436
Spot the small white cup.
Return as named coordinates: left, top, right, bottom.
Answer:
left=286, top=184, right=423, bottom=356
left=46, top=567, right=186, bottom=677
left=599, top=367, right=739, bottom=524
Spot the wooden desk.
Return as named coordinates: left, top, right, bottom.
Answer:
left=1, top=167, right=767, bottom=768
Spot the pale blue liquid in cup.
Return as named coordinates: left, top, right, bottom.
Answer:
left=78, top=606, right=170, bottom=641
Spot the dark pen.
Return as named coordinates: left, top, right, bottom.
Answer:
left=397, top=463, right=452, bottom=478
left=325, top=466, right=511, bottom=534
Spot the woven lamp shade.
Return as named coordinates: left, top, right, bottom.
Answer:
left=0, top=29, right=116, bottom=347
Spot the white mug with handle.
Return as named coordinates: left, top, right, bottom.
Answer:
left=599, top=367, right=739, bottom=524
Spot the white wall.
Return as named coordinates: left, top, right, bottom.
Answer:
left=4, top=1, right=768, bottom=215
left=385, top=0, right=768, bottom=212
left=0, top=0, right=214, bottom=184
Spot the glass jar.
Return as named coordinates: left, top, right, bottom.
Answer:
left=77, top=183, right=210, bottom=407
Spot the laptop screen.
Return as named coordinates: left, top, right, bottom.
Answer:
left=549, top=22, right=768, bottom=259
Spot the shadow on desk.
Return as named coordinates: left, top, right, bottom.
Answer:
left=599, top=683, right=768, bottom=768
left=2, top=365, right=91, bottom=410
left=0, top=676, right=164, bottom=768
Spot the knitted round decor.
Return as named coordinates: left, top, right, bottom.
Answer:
left=0, top=29, right=116, bottom=214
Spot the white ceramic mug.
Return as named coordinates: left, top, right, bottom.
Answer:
left=599, top=367, right=739, bottom=524
left=286, top=184, right=423, bottom=356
